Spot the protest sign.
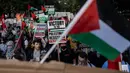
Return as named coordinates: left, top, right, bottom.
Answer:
left=48, top=20, right=66, bottom=44
left=48, top=29, right=66, bottom=44
left=121, top=64, right=129, bottom=72
left=34, top=23, right=47, bottom=38
left=45, top=5, right=55, bottom=15
left=48, top=20, right=65, bottom=29
left=37, top=13, right=48, bottom=23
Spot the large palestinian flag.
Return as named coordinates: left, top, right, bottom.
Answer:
left=69, top=0, right=130, bottom=60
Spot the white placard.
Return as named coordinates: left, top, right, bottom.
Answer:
left=35, top=23, right=47, bottom=37
left=48, top=20, right=65, bottom=29
left=122, top=64, right=129, bottom=72
left=48, top=20, right=66, bottom=44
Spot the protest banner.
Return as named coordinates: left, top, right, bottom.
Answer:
left=34, top=23, right=47, bottom=38
left=48, top=20, right=66, bottom=44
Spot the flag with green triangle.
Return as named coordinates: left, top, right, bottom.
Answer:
left=69, top=0, right=130, bottom=60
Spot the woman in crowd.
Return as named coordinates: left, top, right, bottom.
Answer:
left=77, top=52, right=95, bottom=67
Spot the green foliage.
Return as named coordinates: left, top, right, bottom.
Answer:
left=0, top=0, right=86, bottom=14
left=54, top=0, right=86, bottom=13
left=0, top=0, right=30, bottom=13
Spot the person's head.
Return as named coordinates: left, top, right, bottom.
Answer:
left=60, top=43, right=67, bottom=51
left=33, top=39, right=42, bottom=50
left=78, top=52, right=88, bottom=64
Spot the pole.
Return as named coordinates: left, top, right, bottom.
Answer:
left=40, top=0, right=94, bottom=64
left=57, top=44, right=60, bottom=62
left=11, top=30, right=23, bottom=57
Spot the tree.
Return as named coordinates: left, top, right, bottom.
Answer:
left=52, top=0, right=86, bottom=13
left=0, top=0, right=30, bottom=14
left=0, top=0, right=86, bottom=15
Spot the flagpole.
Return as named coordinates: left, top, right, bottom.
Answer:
left=33, top=24, right=36, bottom=41
left=40, top=0, right=94, bottom=64
left=11, top=30, right=23, bottom=57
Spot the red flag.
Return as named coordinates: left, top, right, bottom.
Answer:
left=28, top=4, right=31, bottom=10
left=14, top=31, right=23, bottom=51
left=1, top=14, right=5, bottom=19
left=69, top=0, right=99, bottom=34
left=31, top=12, right=36, bottom=20
left=108, top=55, right=121, bottom=70
left=41, top=6, right=46, bottom=12
left=2, top=20, right=6, bottom=30
left=1, top=14, right=7, bottom=30
left=21, top=21, right=26, bottom=30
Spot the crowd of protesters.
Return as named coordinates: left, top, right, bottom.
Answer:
left=0, top=15, right=130, bottom=72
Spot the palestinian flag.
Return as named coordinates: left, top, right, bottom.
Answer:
left=21, top=21, right=26, bottom=30
left=41, top=6, right=46, bottom=12
left=69, top=0, right=130, bottom=60
left=31, top=12, right=37, bottom=20
left=14, top=31, right=23, bottom=51
left=108, top=55, right=121, bottom=70
left=1, top=14, right=7, bottom=30
left=28, top=4, right=37, bottom=11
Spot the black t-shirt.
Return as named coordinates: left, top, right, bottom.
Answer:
left=60, top=49, right=74, bottom=64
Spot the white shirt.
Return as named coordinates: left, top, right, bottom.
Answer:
left=33, top=49, right=40, bottom=62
